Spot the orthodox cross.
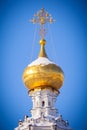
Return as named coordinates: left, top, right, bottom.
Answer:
left=30, top=8, right=55, bottom=39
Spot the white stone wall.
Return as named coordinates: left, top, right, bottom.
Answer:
left=29, top=88, right=59, bottom=118
left=14, top=89, right=73, bottom=130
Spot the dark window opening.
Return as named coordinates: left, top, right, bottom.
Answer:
left=42, top=101, right=45, bottom=107
left=48, top=101, right=51, bottom=106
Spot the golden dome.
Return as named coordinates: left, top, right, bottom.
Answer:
left=22, top=39, right=64, bottom=91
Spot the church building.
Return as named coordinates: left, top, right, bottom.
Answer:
left=15, top=8, right=73, bottom=130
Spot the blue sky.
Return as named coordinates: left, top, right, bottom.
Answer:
left=0, top=0, right=87, bottom=130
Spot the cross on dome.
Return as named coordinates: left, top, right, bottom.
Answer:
left=30, top=8, right=55, bottom=39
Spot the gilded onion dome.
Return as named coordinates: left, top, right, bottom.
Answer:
left=23, top=8, right=64, bottom=91
left=23, top=39, right=64, bottom=91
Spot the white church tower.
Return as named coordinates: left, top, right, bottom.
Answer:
left=15, top=8, right=73, bottom=130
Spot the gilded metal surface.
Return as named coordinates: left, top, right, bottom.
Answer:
left=23, top=8, right=64, bottom=92
left=38, top=39, right=47, bottom=57
left=30, top=8, right=55, bottom=39
left=40, top=39, right=46, bottom=45
left=23, top=64, right=64, bottom=91
left=30, top=8, right=55, bottom=25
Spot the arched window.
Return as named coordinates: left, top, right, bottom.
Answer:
left=42, top=101, right=45, bottom=107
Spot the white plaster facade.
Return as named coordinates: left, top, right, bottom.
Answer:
left=14, top=89, right=73, bottom=130
left=30, top=89, right=58, bottom=118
